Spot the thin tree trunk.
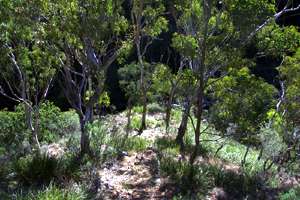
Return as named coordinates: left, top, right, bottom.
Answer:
left=88, top=76, right=94, bottom=121
left=126, top=98, right=132, bottom=135
left=120, top=99, right=132, bottom=149
left=194, top=81, right=204, bottom=149
left=136, top=40, right=147, bottom=134
left=139, top=89, right=147, bottom=133
left=165, top=86, right=176, bottom=133
left=176, top=97, right=191, bottom=150
left=241, top=146, right=250, bottom=167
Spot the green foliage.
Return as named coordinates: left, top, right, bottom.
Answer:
left=151, top=64, right=174, bottom=97
left=13, top=153, right=61, bottom=185
left=147, top=102, right=164, bottom=114
left=38, top=102, right=65, bottom=143
left=131, top=114, right=142, bottom=130
left=132, top=106, right=144, bottom=114
left=121, top=136, right=150, bottom=152
left=227, top=0, right=275, bottom=36
left=132, top=0, right=168, bottom=37
left=118, top=63, right=141, bottom=101
left=257, top=23, right=300, bottom=56
left=0, top=108, right=26, bottom=149
left=172, top=33, right=198, bottom=59
left=259, top=124, right=287, bottom=160
left=16, top=183, right=86, bottom=200
left=279, top=49, right=300, bottom=127
left=208, top=67, right=277, bottom=144
left=279, top=188, right=300, bottom=200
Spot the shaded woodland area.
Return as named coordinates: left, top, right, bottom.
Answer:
left=1, top=0, right=300, bottom=199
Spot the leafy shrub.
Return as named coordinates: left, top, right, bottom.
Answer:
left=130, top=115, right=141, bottom=130
left=13, top=152, right=61, bottom=185
left=0, top=108, right=26, bottom=149
left=38, top=102, right=80, bottom=143
left=132, top=106, right=143, bottom=114
left=147, top=102, right=164, bottom=114
left=121, top=136, right=149, bottom=152
left=279, top=188, right=300, bottom=200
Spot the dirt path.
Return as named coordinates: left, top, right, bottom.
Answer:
left=98, top=148, right=175, bottom=200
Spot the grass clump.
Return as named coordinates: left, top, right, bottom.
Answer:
left=279, top=187, right=300, bottom=200
left=15, top=183, right=86, bottom=200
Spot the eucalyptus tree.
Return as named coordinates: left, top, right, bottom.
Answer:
left=130, top=0, right=168, bottom=133
left=0, top=0, right=61, bottom=149
left=255, top=25, right=300, bottom=169
left=152, top=64, right=180, bottom=133
left=41, top=0, right=129, bottom=155
left=172, top=0, right=277, bottom=164
left=118, top=63, right=141, bottom=134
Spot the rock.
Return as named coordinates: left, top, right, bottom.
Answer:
left=211, top=187, right=228, bottom=200
left=47, top=143, right=65, bottom=159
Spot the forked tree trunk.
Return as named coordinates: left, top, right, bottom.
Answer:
left=191, top=80, right=204, bottom=161
left=176, top=97, right=191, bottom=149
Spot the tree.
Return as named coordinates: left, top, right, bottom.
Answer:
left=130, top=0, right=168, bottom=133
left=118, top=63, right=141, bottom=134
left=43, top=0, right=129, bottom=155
left=172, top=0, right=277, bottom=165
left=0, top=0, right=61, bottom=149
left=152, top=64, right=183, bottom=133
left=208, top=67, right=277, bottom=165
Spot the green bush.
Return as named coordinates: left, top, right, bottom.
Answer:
left=121, top=136, right=149, bottom=152
left=0, top=108, right=26, bottom=149
left=147, top=103, right=164, bottom=114
left=279, top=188, right=300, bottom=200
left=132, top=106, right=143, bottom=114
left=13, top=152, right=61, bottom=185
left=38, top=102, right=79, bottom=143
left=130, top=115, right=141, bottom=130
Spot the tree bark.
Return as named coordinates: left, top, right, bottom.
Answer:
left=79, top=107, right=92, bottom=156
left=176, top=97, right=191, bottom=150
left=136, top=40, right=147, bottom=134
left=139, top=89, right=147, bottom=133
left=165, top=86, right=176, bottom=133
left=126, top=98, right=132, bottom=135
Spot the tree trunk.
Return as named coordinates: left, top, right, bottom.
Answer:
left=33, top=105, right=41, bottom=150
left=165, top=87, right=176, bottom=133
left=88, top=76, right=94, bottom=121
left=191, top=80, right=204, bottom=163
left=136, top=38, right=147, bottom=134
left=139, top=89, right=147, bottom=134
left=79, top=107, right=92, bottom=156
left=241, top=146, right=250, bottom=167
left=126, top=98, right=132, bottom=135
left=176, top=97, right=191, bottom=150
